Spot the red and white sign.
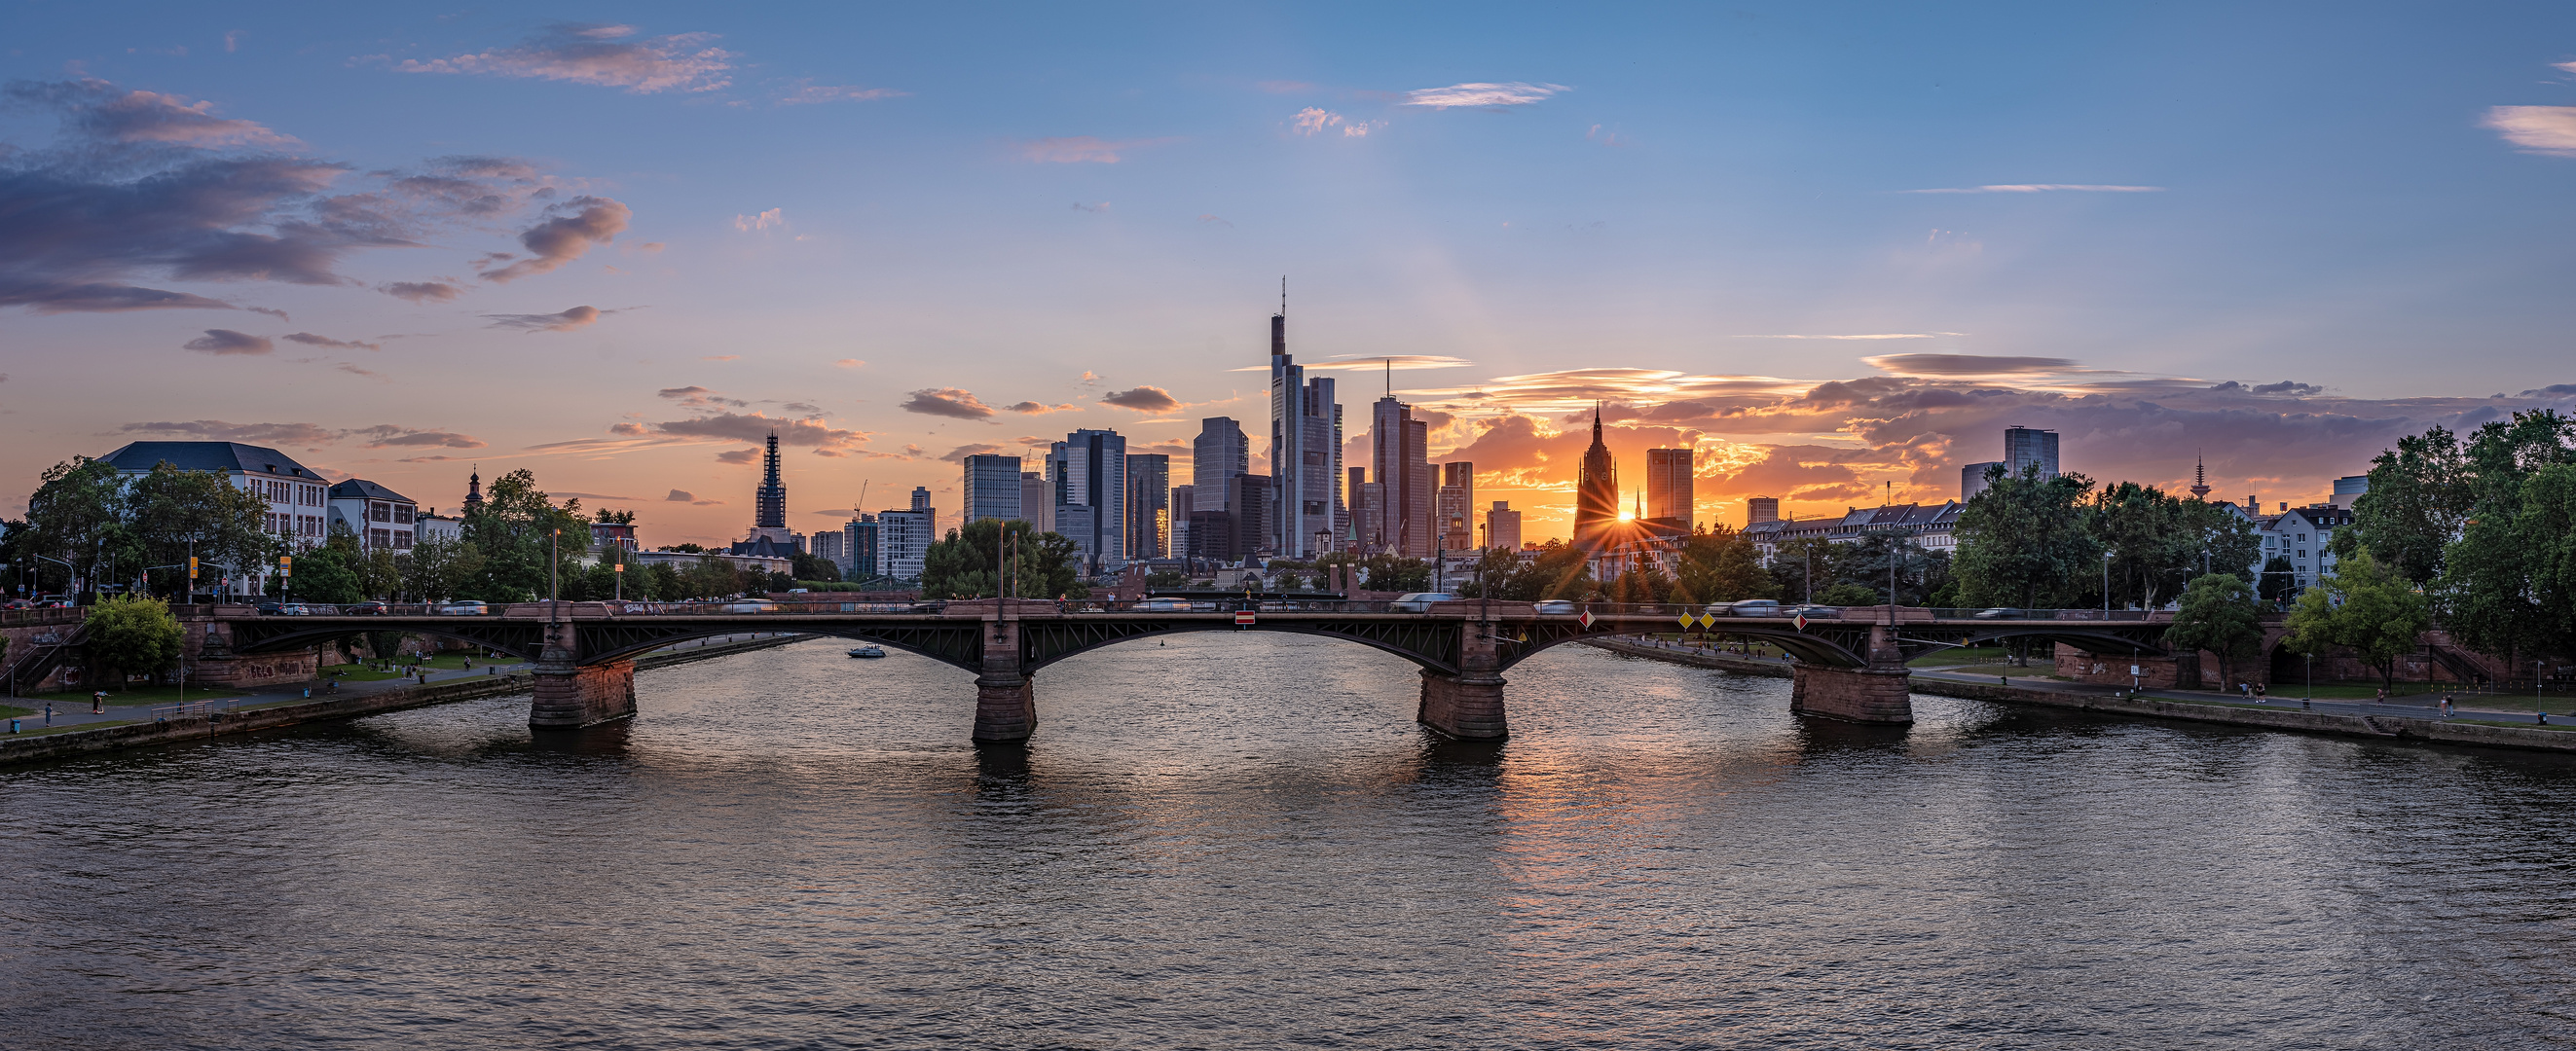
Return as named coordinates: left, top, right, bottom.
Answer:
left=1234, top=611, right=1256, bottom=626
left=1578, top=610, right=1596, bottom=629
left=1793, top=613, right=1810, bottom=631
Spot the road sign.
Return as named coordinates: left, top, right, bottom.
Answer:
left=1578, top=610, right=1595, bottom=629
left=1699, top=612, right=1717, bottom=629
left=1793, top=613, right=1809, bottom=631
left=1233, top=611, right=1256, bottom=626
left=187, top=557, right=198, bottom=580
left=1677, top=614, right=1695, bottom=630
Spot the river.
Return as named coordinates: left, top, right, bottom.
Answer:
left=5, top=634, right=2573, bottom=1049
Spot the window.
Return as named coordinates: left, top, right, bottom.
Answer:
left=393, top=505, right=414, bottom=525
left=370, top=502, right=390, bottom=523
left=393, top=530, right=413, bottom=549
left=2297, top=550, right=2307, bottom=560
left=368, top=528, right=390, bottom=548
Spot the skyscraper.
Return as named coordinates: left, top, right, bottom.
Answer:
left=1192, top=417, right=1247, bottom=512
left=1370, top=396, right=1434, bottom=557
left=1486, top=500, right=1521, bottom=552
left=1644, top=448, right=1693, bottom=530
left=1747, top=496, right=1780, bottom=526
left=1574, top=407, right=1619, bottom=551
left=1048, top=428, right=1127, bottom=572
left=1265, top=287, right=1342, bottom=559
left=876, top=488, right=935, bottom=581
left=1020, top=471, right=1052, bottom=532
left=753, top=430, right=788, bottom=541
left=1437, top=462, right=1474, bottom=551
left=1960, top=461, right=2004, bottom=500
left=1125, top=453, right=1169, bottom=559
left=2003, top=425, right=2060, bottom=480
left=961, top=453, right=1023, bottom=523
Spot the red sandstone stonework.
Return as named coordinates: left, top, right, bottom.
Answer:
left=529, top=659, right=636, bottom=728
left=1789, top=665, right=1914, bottom=724
left=2053, top=645, right=2202, bottom=689
left=1417, top=670, right=1508, bottom=740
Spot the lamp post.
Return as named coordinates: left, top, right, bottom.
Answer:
left=2103, top=550, right=2115, bottom=616
left=548, top=526, right=560, bottom=623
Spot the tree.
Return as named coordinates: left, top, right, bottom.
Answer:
left=460, top=469, right=585, bottom=601
left=283, top=533, right=366, bottom=604
left=2086, top=481, right=2195, bottom=609
left=2429, top=412, right=2576, bottom=674
left=920, top=520, right=1089, bottom=599
left=1671, top=526, right=1774, bottom=605
left=1955, top=463, right=2101, bottom=609
left=2348, top=424, right=2471, bottom=585
left=124, top=462, right=277, bottom=598
left=1143, top=568, right=1190, bottom=590
left=1766, top=535, right=1836, bottom=603
left=1817, top=582, right=1881, bottom=606
left=1829, top=531, right=1948, bottom=607
left=2504, top=462, right=2576, bottom=665
left=84, top=595, right=182, bottom=687
left=2257, top=556, right=2298, bottom=605
left=398, top=534, right=482, bottom=601
left=791, top=552, right=842, bottom=582
left=23, top=457, right=131, bottom=598
left=2166, top=572, right=2265, bottom=688
left=2286, top=546, right=2432, bottom=691
left=594, top=508, right=636, bottom=525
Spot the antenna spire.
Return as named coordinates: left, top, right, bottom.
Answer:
left=1280, top=275, right=1287, bottom=314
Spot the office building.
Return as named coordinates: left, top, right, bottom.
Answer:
left=2331, top=475, right=2370, bottom=508
left=1486, top=500, right=1522, bottom=552
left=876, top=488, right=935, bottom=580
left=1747, top=496, right=1780, bottom=526
left=1192, top=417, right=1247, bottom=511
left=1048, top=428, right=1127, bottom=572
left=1960, top=461, right=2004, bottom=500
left=961, top=453, right=1023, bottom=523
left=1370, top=396, right=1433, bottom=557
left=1126, top=453, right=1170, bottom=559
left=1644, top=448, right=1693, bottom=531
left=1229, top=475, right=1273, bottom=561
left=1186, top=509, right=1234, bottom=562
left=1437, top=462, right=1475, bottom=552
left=1265, top=290, right=1343, bottom=558
left=1168, top=484, right=1195, bottom=558
left=1573, top=407, right=1619, bottom=552
left=1020, top=472, right=1051, bottom=533
left=844, top=515, right=879, bottom=578
left=2003, top=425, right=2060, bottom=480
left=811, top=528, right=845, bottom=567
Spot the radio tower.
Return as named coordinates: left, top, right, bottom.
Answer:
left=2189, top=453, right=2212, bottom=499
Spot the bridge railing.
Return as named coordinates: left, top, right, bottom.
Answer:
left=226, top=599, right=2181, bottom=622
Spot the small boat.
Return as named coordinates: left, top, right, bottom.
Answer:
left=847, top=644, right=886, bottom=659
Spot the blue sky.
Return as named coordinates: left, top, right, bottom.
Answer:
left=4, top=2, right=2573, bottom=543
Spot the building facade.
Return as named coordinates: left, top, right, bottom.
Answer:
left=1265, top=299, right=1343, bottom=559
left=2003, top=426, right=2060, bottom=480
left=98, top=441, right=330, bottom=596
left=1644, top=448, right=1693, bottom=531
left=1125, top=453, right=1170, bottom=560
left=962, top=453, right=1023, bottom=523
left=1747, top=496, right=1780, bottom=526
left=1486, top=500, right=1522, bottom=553
left=1960, top=460, right=2005, bottom=500
left=876, top=488, right=936, bottom=580
left=1192, top=417, right=1247, bottom=512
left=1048, top=429, right=1127, bottom=572
left=324, top=479, right=419, bottom=552
left=1368, top=396, right=1433, bottom=557
left=1436, top=461, right=1475, bottom=552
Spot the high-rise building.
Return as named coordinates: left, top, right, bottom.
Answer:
left=754, top=430, right=787, bottom=534
left=1644, top=448, right=1693, bottom=530
left=1192, top=417, right=1247, bottom=512
left=1229, top=474, right=1272, bottom=561
left=1370, top=396, right=1434, bottom=557
left=1573, top=407, right=1619, bottom=551
left=2003, top=426, right=2060, bottom=480
left=1486, top=500, right=1522, bottom=552
left=1125, top=453, right=1170, bottom=559
left=845, top=515, right=880, bottom=579
left=1186, top=509, right=1234, bottom=562
left=1168, top=484, right=1195, bottom=559
left=2331, top=474, right=2369, bottom=508
left=1020, top=472, right=1052, bottom=533
left=1747, top=496, right=1780, bottom=526
left=812, top=528, right=845, bottom=567
left=961, top=453, right=1023, bottom=523
left=1437, top=462, right=1474, bottom=551
left=1265, top=289, right=1343, bottom=559
left=1048, top=429, right=1127, bottom=572
left=1960, top=461, right=2004, bottom=500
left=876, top=488, right=936, bottom=580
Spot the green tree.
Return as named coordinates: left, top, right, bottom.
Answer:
left=2286, top=546, right=2432, bottom=691
left=791, top=552, right=842, bottom=582
left=123, top=462, right=278, bottom=598
left=1766, top=535, right=1836, bottom=603
left=2257, top=555, right=2298, bottom=604
left=84, top=594, right=183, bottom=687
left=1817, top=582, right=1881, bottom=606
left=920, top=520, right=1090, bottom=599
left=23, top=456, right=132, bottom=598
left=2348, top=424, right=2471, bottom=584
left=1671, top=526, right=1775, bottom=605
left=2429, top=411, right=2576, bottom=673
left=647, top=562, right=685, bottom=599
left=460, top=469, right=585, bottom=601
left=2166, top=572, right=2265, bottom=688
left=2506, top=462, right=2576, bottom=661
left=2186, top=498, right=2263, bottom=586
left=397, top=534, right=482, bottom=601
left=1955, top=463, right=2101, bottom=609
left=283, top=533, right=366, bottom=604
left=1143, top=568, right=1190, bottom=590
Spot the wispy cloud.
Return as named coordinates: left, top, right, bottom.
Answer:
left=1004, top=401, right=1075, bottom=414
left=1734, top=333, right=1963, bottom=341
left=182, top=329, right=272, bottom=355
left=380, top=281, right=462, bottom=304
left=1862, top=353, right=2079, bottom=377
left=1403, top=82, right=1569, bottom=109
left=478, top=197, right=630, bottom=282
left=1898, top=184, right=2163, bottom=194
left=1235, top=354, right=1473, bottom=373
left=2483, top=105, right=2576, bottom=156
left=281, top=332, right=382, bottom=351
left=354, top=425, right=484, bottom=449
left=833, top=358, right=865, bottom=369
left=387, top=23, right=735, bottom=94
left=733, top=207, right=783, bottom=232
left=1017, top=136, right=1170, bottom=163
left=484, top=305, right=607, bottom=331
left=777, top=82, right=905, bottom=105
left=115, top=419, right=335, bottom=444
left=901, top=387, right=997, bottom=419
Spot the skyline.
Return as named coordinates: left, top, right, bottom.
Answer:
left=7, top=4, right=2576, bottom=546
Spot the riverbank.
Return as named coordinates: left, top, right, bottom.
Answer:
left=1581, top=636, right=2576, bottom=754
left=0, top=634, right=807, bottom=767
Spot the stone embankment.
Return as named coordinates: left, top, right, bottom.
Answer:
left=1583, top=635, right=2576, bottom=754
left=0, top=634, right=803, bottom=767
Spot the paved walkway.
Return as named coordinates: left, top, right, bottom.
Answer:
left=3, top=633, right=786, bottom=736
left=1612, top=635, right=2571, bottom=729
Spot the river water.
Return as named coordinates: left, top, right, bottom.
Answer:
left=5, top=634, right=2574, bottom=1049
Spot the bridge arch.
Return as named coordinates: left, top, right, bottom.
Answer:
left=1019, top=619, right=1463, bottom=675
left=226, top=621, right=547, bottom=661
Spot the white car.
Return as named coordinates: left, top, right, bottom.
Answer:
left=436, top=600, right=488, bottom=616
left=1726, top=599, right=1784, bottom=617
left=1133, top=598, right=1194, bottom=611
left=721, top=599, right=780, bottom=613
left=1531, top=599, right=1577, bottom=614
left=1388, top=592, right=1459, bottom=612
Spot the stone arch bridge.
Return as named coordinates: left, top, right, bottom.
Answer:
left=213, top=599, right=2177, bottom=740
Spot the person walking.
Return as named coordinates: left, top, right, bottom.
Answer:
left=92, top=689, right=105, bottom=714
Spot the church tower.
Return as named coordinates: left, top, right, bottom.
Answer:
left=1574, top=406, right=1619, bottom=551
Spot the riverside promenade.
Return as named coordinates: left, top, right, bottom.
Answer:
left=1586, top=634, right=2576, bottom=754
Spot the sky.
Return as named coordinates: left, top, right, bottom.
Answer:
left=4, top=1, right=2574, bottom=546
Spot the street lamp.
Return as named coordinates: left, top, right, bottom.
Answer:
left=2103, top=550, right=2115, bottom=616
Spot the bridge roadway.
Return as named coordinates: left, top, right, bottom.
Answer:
left=208, top=599, right=2179, bottom=741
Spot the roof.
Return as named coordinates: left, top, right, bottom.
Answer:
left=327, top=478, right=415, bottom=503
left=99, top=441, right=319, bottom=478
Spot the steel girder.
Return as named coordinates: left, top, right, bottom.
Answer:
left=226, top=617, right=548, bottom=660
left=1019, top=616, right=1465, bottom=675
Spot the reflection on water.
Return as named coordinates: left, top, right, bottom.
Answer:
left=4, top=634, right=2573, bottom=1049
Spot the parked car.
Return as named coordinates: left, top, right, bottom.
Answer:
left=1134, top=598, right=1194, bottom=611
left=1531, top=599, right=1578, bottom=614
left=1785, top=604, right=1840, bottom=620
left=276, top=602, right=314, bottom=616
left=1726, top=598, right=1784, bottom=617
left=436, top=600, right=489, bottom=616
left=256, top=600, right=284, bottom=616
left=1388, top=592, right=1459, bottom=612
left=2, top=599, right=31, bottom=610
left=1970, top=607, right=2026, bottom=620
left=345, top=600, right=390, bottom=615
left=721, top=599, right=780, bottom=613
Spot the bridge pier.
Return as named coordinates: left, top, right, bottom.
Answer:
left=1418, top=619, right=1507, bottom=740
left=1789, top=625, right=1914, bottom=724
left=528, top=622, right=636, bottom=729
left=972, top=606, right=1036, bottom=743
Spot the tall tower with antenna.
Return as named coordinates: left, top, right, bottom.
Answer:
left=2189, top=453, right=2212, bottom=499
left=1268, top=277, right=1341, bottom=558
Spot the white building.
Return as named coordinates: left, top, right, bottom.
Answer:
left=325, top=479, right=419, bottom=552
left=876, top=487, right=936, bottom=581
left=2254, top=503, right=2352, bottom=593
left=98, top=441, right=331, bottom=596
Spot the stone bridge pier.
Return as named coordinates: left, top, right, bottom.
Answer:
left=529, top=621, right=637, bottom=729
left=1789, top=625, right=1914, bottom=725
left=1419, top=618, right=1507, bottom=740
left=970, top=602, right=1048, bottom=744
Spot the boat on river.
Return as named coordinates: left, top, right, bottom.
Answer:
left=847, top=644, right=886, bottom=659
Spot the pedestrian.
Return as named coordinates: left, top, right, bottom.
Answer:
left=92, top=689, right=105, bottom=714
left=43, top=702, right=54, bottom=725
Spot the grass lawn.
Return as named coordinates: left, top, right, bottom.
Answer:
left=1936, top=664, right=2070, bottom=681
left=323, top=652, right=494, bottom=682
left=25, top=683, right=250, bottom=706
left=0, top=704, right=32, bottom=718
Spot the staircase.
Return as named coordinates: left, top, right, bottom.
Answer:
left=2425, top=644, right=2485, bottom=686
left=5, top=620, right=92, bottom=695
